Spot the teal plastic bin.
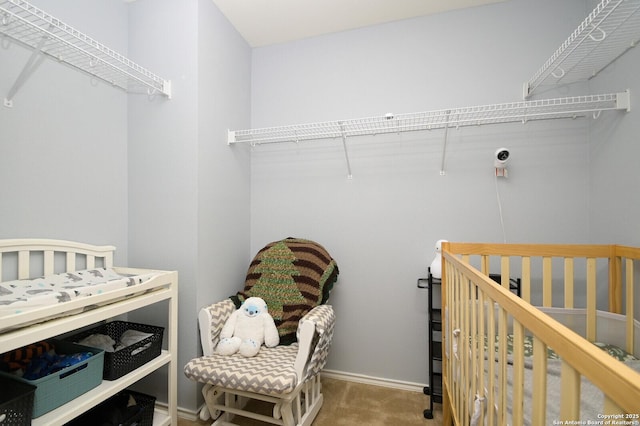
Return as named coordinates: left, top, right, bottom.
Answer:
left=0, top=340, right=104, bottom=418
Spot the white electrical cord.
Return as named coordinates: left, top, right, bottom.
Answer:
left=495, top=173, right=507, bottom=243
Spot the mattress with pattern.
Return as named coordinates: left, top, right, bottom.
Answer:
left=0, top=268, right=159, bottom=330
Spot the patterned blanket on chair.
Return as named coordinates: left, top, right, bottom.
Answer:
left=231, top=238, right=339, bottom=345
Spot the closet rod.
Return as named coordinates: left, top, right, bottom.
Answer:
left=228, top=91, right=630, bottom=146
left=0, top=0, right=172, bottom=102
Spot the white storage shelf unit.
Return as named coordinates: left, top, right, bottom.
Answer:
left=0, top=240, right=178, bottom=426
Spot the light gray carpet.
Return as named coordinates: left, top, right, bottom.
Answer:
left=178, top=377, right=442, bottom=425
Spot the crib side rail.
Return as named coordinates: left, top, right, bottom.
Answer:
left=447, top=243, right=639, bottom=352
left=0, top=238, right=115, bottom=280
left=442, top=249, right=640, bottom=423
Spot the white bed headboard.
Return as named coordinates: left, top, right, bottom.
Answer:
left=0, top=239, right=116, bottom=281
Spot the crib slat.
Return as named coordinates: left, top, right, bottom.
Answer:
left=87, top=255, right=95, bottom=269
left=610, top=253, right=622, bottom=314
left=476, top=291, right=486, bottom=426
left=543, top=257, right=552, bottom=307
left=486, top=295, right=496, bottom=426
left=512, top=321, right=525, bottom=426
left=626, top=258, right=634, bottom=354
left=451, top=268, right=461, bottom=422
left=531, top=337, right=547, bottom=426
left=443, top=262, right=450, bottom=418
left=462, top=276, right=470, bottom=423
left=481, top=254, right=489, bottom=276
left=587, top=258, right=597, bottom=342
left=560, top=361, right=580, bottom=421
left=43, top=250, right=54, bottom=276
left=564, top=257, right=574, bottom=308
left=470, top=279, right=478, bottom=418
left=457, top=272, right=465, bottom=424
left=521, top=257, right=531, bottom=303
left=498, top=309, right=508, bottom=425
left=104, top=251, right=113, bottom=268
left=18, top=250, right=29, bottom=279
left=66, top=252, right=76, bottom=272
left=501, top=256, right=510, bottom=291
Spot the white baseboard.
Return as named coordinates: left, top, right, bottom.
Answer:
left=321, top=369, right=426, bottom=393
left=156, top=400, right=201, bottom=422
left=177, top=407, right=200, bottom=422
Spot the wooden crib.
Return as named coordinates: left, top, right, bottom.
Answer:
left=441, top=243, right=640, bottom=425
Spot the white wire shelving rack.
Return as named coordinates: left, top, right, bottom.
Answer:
left=228, top=92, right=630, bottom=177
left=0, top=0, right=171, bottom=107
left=229, top=92, right=630, bottom=146
left=524, top=0, right=640, bottom=99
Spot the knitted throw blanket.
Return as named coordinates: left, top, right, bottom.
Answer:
left=231, top=238, right=339, bottom=345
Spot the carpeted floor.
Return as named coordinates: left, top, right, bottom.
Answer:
left=178, top=377, right=442, bottom=426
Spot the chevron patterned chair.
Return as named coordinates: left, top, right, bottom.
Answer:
left=184, top=238, right=339, bottom=426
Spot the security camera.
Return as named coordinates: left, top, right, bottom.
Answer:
left=494, top=148, right=510, bottom=168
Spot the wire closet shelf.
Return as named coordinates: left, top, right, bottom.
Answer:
left=524, top=0, right=640, bottom=98
left=228, top=92, right=630, bottom=145
left=0, top=0, right=171, bottom=99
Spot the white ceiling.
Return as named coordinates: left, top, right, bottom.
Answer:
left=211, top=0, right=509, bottom=47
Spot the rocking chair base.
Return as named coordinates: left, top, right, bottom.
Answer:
left=204, top=375, right=324, bottom=426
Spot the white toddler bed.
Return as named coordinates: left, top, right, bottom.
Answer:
left=0, top=238, right=179, bottom=425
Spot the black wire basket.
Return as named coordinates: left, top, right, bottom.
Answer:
left=0, top=377, right=36, bottom=425
left=68, top=321, right=164, bottom=380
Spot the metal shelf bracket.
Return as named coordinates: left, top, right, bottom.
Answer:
left=3, top=30, right=47, bottom=107
left=339, top=123, right=353, bottom=179
left=440, top=110, right=451, bottom=176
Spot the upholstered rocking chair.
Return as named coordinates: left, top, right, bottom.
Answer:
left=184, top=238, right=339, bottom=426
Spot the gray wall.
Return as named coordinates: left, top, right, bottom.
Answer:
left=586, top=11, right=640, bottom=319
left=126, top=0, right=252, bottom=411
left=247, top=0, right=620, bottom=384
left=588, top=39, right=640, bottom=245
left=0, top=0, right=129, bottom=258
left=0, top=0, right=251, bottom=413
left=126, top=0, right=200, bottom=410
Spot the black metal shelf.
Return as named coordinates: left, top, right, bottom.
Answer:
left=417, top=269, right=521, bottom=420
left=417, top=271, right=442, bottom=420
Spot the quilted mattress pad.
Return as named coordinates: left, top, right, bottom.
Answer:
left=0, top=268, right=158, bottom=323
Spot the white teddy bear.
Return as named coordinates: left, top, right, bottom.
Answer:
left=216, top=296, right=280, bottom=357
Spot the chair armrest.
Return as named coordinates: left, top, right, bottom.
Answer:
left=293, top=305, right=336, bottom=381
left=198, top=299, right=236, bottom=356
